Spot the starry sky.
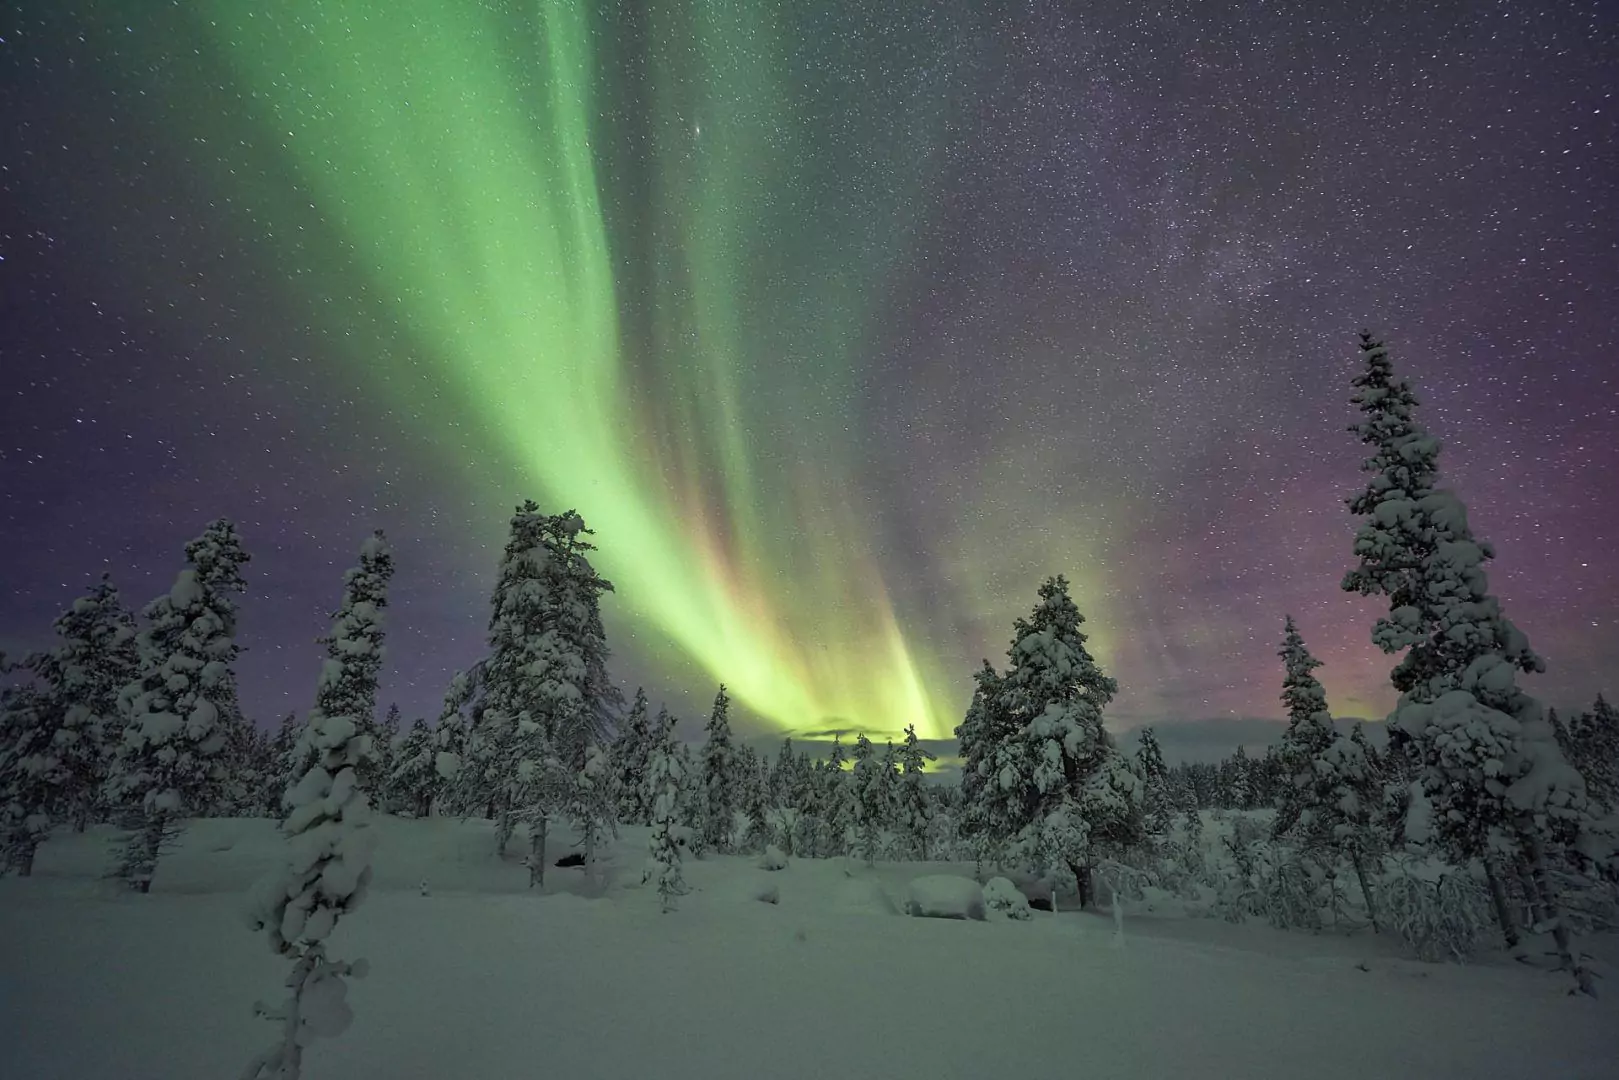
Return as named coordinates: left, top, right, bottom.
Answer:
left=2, top=0, right=1615, bottom=749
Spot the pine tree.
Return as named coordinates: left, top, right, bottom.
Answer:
left=313, top=533, right=393, bottom=792
left=955, top=661, right=1008, bottom=853
left=965, top=576, right=1141, bottom=907
left=850, top=732, right=886, bottom=865
left=108, top=519, right=250, bottom=891
left=698, top=686, right=738, bottom=852
left=475, top=504, right=618, bottom=883
left=431, top=668, right=477, bottom=817
left=373, top=703, right=402, bottom=810
left=1271, top=617, right=1384, bottom=928
left=1566, top=695, right=1618, bottom=809
left=243, top=664, right=377, bottom=1080
left=1272, top=616, right=1338, bottom=837
left=389, top=717, right=441, bottom=819
left=644, top=715, right=687, bottom=912
left=894, top=723, right=936, bottom=859
left=0, top=659, right=55, bottom=875
left=1342, top=333, right=1593, bottom=992
left=816, top=735, right=851, bottom=858
left=611, top=688, right=654, bottom=824
left=36, top=576, right=139, bottom=831
left=1134, top=727, right=1174, bottom=838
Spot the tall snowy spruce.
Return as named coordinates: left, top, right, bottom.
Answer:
left=1566, top=695, right=1619, bottom=810
left=472, top=503, right=618, bottom=885
left=893, top=723, right=936, bottom=858
left=311, top=532, right=394, bottom=791
left=388, top=717, right=442, bottom=819
left=1, top=577, right=139, bottom=874
left=643, top=713, right=687, bottom=911
left=108, top=520, right=250, bottom=891
left=699, top=686, right=739, bottom=851
left=1271, top=616, right=1383, bottom=929
left=1341, top=333, right=1595, bottom=993
left=959, top=576, right=1142, bottom=906
left=611, top=688, right=655, bottom=824
left=0, top=661, right=55, bottom=876
left=1133, top=727, right=1174, bottom=839
left=242, top=669, right=378, bottom=1079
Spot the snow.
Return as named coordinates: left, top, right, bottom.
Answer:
left=2, top=816, right=1617, bottom=1079
left=905, top=874, right=987, bottom=920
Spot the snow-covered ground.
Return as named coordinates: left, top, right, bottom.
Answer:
left=2, top=817, right=1615, bottom=1079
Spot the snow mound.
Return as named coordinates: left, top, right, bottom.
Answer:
left=758, top=845, right=788, bottom=871
left=905, top=875, right=985, bottom=921
left=983, top=877, right=1032, bottom=921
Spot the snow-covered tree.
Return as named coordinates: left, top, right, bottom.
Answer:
left=389, top=717, right=441, bottom=819
left=35, top=576, right=139, bottom=831
left=0, top=662, right=55, bottom=875
left=1566, top=695, right=1618, bottom=809
left=962, top=576, right=1142, bottom=906
left=312, top=533, right=393, bottom=791
left=611, top=688, right=654, bottom=824
left=108, top=519, right=250, bottom=891
left=698, top=686, right=739, bottom=852
left=1342, top=333, right=1594, bottom=992
left=849, top=732, right=887, bottom=865
left=644, top=716, right=686, bottom=912
left=473, top=504, right=619, bottom=882
left=243, top=681, right=378, bottom=1079
left=431, top=668, right=478, bottom=817
left=1270, top=617, right=1384, bottom=928
left=893, top=723, right=936, bottom=859
left=1272, top=616, right=1339, bottom=837
left=1134, top=727, right=1174, bottom=839
left=815, top=735, right=852, bottom=858
left=372, top=704, right=402, bottom=809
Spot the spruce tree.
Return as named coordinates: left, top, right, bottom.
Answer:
left=1342, top=333, right=1593, bottom=992
left=698, top=686, right=738, bottom=851
left=1566, top=695, right=1618, bottom=809
left=243, top=661, right=377, bottom=1080
left=389, top=717, right=441, bottom=819
left=850, top=732, right=885, bottom=865
left=108, top=519, right=250, bottom=891
left=964, top=576, right=1142, bottom=906
left=816, top=735, right=851, bottom=858
left=476, top=504, right=618, bottom=882
left=37, top=576, right=139, bottom=831
left=1134, top=727, right=1174, bottom=838
left=1273, top=616, right=1338, bottom=837
left=1271, top=617, right=1384, bottom=928
left=0, top=661, right=55, bottom=875
left=644, top=716, right=687, bottom=912
left=611, top=688, right=654, bottom=824
left=312, top=533, right=393, bottom=791
left=373, top=703, right=402, bottom=810
left=894, top=723, right=936, bottom=859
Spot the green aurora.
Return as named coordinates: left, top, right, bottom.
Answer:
left=180, top=0, right=1015, bottom=739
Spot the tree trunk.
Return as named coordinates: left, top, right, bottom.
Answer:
left=1481, top=856, right=1519, bottom=949
left=1069, top=860, right=1094, bottom=909
left=528, top=816, right=548, bottom=889
left=1350, top=851, right=1380, bottom=933
left=1514, top=860, right=1546, bottom=929
left=16, top=839, right=37, bottom=877
left=1522, top=832, right=1596, bottom=997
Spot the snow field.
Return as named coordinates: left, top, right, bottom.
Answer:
left=2, top=815, right=1616, bottom=1080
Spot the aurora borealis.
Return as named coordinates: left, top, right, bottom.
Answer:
left=2, top=2, right=1615, bottom=749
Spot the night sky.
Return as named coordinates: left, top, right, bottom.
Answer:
left=2, top=1, right=1615, bottom=748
